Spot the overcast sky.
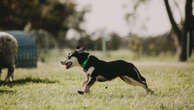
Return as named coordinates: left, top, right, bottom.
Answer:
left=72, top=0, right=185, bottom=37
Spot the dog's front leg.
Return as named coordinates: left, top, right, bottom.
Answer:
left=82, top=74, right=89, bottom=88
left=83, top=76, right=96, bottom=93
left=78, top=67, right=95, bottom=95
left=78, top=76, right=96, bottom=95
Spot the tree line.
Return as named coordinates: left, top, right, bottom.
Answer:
left=0, top=0, right=87, bottom=48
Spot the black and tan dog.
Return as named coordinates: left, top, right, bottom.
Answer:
left=61, top=47, right=153, bottom=95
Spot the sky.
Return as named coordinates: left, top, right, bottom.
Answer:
left=72, top=0, right=184, bottom=37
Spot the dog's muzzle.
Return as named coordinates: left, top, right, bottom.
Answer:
left=60, top=61, right=72, bottom=69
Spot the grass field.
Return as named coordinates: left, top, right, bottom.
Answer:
left=0, top=50, right=194, bottom=110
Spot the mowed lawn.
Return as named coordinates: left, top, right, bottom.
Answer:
left=0, top=50, right=194, bottom=110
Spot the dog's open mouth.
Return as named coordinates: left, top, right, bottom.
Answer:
left=61, top=61, right=72, bottom=69
left=65, top=62, right=72, bottom=69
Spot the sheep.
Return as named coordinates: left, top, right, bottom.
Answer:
left=0, top=32, right=18, bottom=83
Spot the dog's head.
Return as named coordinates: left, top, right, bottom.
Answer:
left=61, top=46, right=89, bottom=69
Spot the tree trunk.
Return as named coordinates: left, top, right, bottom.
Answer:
left=180, top=0, right=193, bottom=61
left=164, top=0, right=182, bottom=42
left=164, top=0, right=193, bottom=62
left=179, top=30, right=187, bottom=61
left=170, top=30, right=181, bottom=57
left=189, top=30, right=193, bottom=56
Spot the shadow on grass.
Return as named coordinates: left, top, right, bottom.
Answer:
left=0, top=89, right=15, bottom=94
left=0, top=77, right=59, bottom=87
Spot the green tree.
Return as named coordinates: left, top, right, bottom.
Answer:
left=0, top=0, right=43, bottom=30
left=128, top=34, right=142, bottom=55
left=108, top=33, right=122, bottom=50
left=0, top=0, right=87, bottom=48
left=77, top=36, right=95, bottom=50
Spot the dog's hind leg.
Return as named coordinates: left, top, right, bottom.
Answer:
left=130, top=66, right=154, bottom=94
left=133, top=68, right=154, bottom=94
left=120, top=75, right=153, bottom=94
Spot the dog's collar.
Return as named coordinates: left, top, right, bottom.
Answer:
left=82, top=55, right=90, bottom=68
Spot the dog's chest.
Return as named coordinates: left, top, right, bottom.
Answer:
left=84, top=66, right=108, bottom=82
left=84, top=66, right=95, bottom=76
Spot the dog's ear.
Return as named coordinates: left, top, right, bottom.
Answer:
left=75, top=46, right=85, bottom=53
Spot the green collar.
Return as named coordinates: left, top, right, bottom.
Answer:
left=81, top=56, right=90, bottom=68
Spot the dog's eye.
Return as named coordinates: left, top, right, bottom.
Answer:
left=67, top=53, right=72, bottom=59
left=68, top=53, right=71, bottom=56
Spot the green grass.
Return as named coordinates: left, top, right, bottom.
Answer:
left=0, top=50, right=194, bottom=110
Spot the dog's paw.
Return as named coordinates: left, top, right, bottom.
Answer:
left=77, top=90, right=84, bottom=95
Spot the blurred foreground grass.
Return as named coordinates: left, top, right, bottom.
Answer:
left=0, top=50, right=193, bottom=110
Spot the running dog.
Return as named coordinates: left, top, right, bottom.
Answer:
left=61, top=47, right=153, bottom=95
